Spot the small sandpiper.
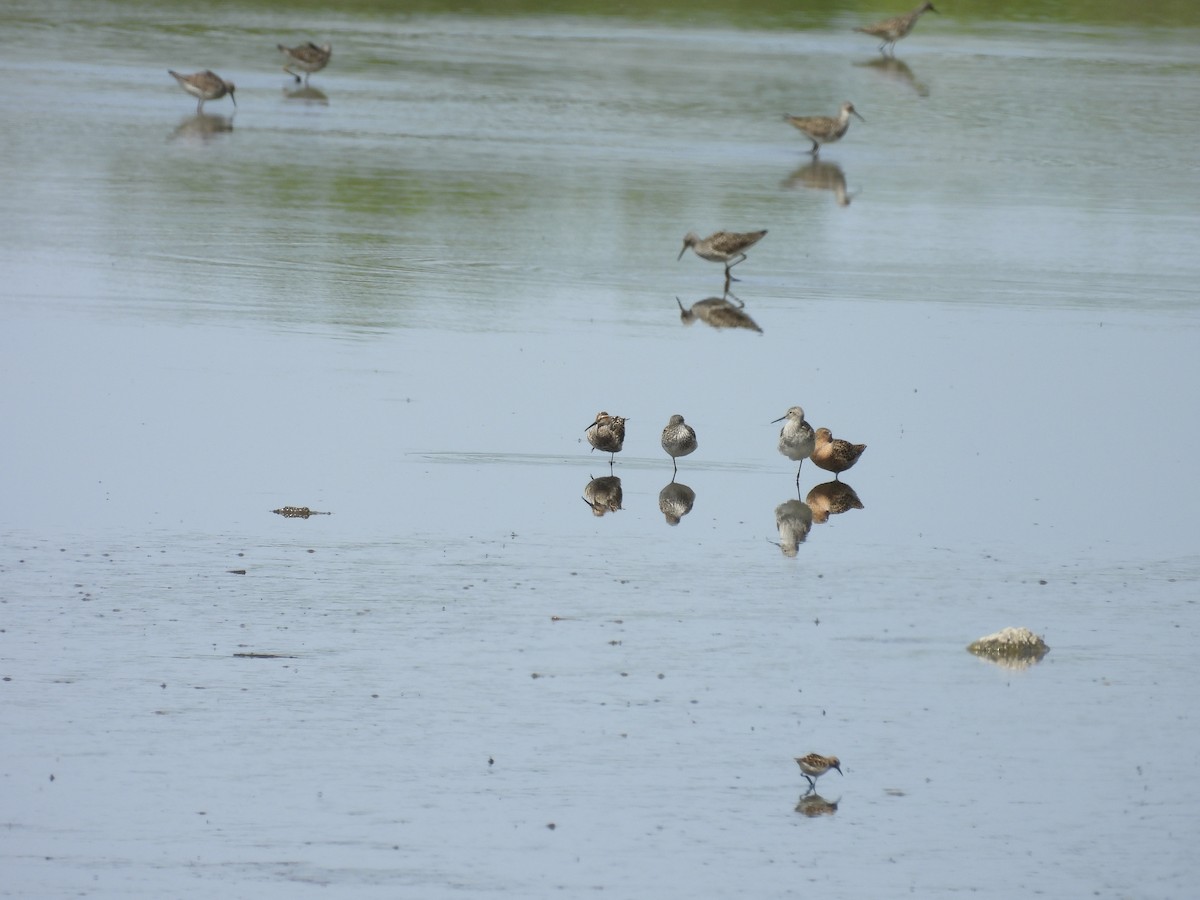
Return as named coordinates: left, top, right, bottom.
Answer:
left=585, top=412, right=626, bottom=465
left=168, top=70, right=236, bottom=113
left=772, top=406, right=816, bottom=488
left=811, top=427, right=866, bottom=479
left=784, top=102, right=863, bottom=156
left=678, top=230, right=767, bottom=287
left=660, top=414, right=698, bottom=476
left=855, top=2, right=938, bottom=56
left=795, top=753, right=843, bottom=791
left=277, top=42, right=332, bottom=84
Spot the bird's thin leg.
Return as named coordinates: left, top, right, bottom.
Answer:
left=809, top=140, right=819, bottom=156
left=726, top=253, right=748, bottom=283
left=672, top=458, right=678, bottom=476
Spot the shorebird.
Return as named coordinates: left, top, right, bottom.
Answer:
left=168, top=70, right=236, bottom=113
left=678, top=230, right=767, bottom=286
left=772, top=407, right=816, bottom=488
left=811, top=427, right=866, bottom=479
left=660, top=414, right=698, bottom=476
left=855, top=2, right=938, bottom=56
left=784, top=102, right=863, bottom=156
left=277, top=42, right=332, bottom=84
left=795, top=753, right=843, bottom=791
left=584, top=412, right=626, bottom=465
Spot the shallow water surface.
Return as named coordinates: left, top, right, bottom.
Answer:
left=2, top=2, right=1199, bottom=898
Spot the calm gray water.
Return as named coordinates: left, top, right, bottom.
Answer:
left=2, top=2, right=1199, bottom=898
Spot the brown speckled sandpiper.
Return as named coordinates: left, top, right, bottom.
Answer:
left=168, top=70, right=236, bottom=113
left=660, top=414, right=698, bottom=476
left=679, top=230, right=767, bottom=286
left=277, top=42, right=331, bottom=84
left=784, top=102, right=863, bottom=156
left=811, top=427, right=866, bottom=479
left=584, top=411, right=626, bottom=465
left=855, top=3, right=938, bottom=56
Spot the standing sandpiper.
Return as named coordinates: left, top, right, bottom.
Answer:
left=277, top=42, right=332, bottom=84
left=660, top=414, right=698, bottom=476
left=585, top=412, right=626, bottom=465
left=168, top=70, right=236, bottom=113
left=855, top=3, right=938, bottom=56
left=784, top=102, right=864, bottom=156
left=772, top=407, right=816, bottom=488
left=795, top=753, right=843, bottom=791
left=811, top=427, right=866, bottom=479
left=679, top=230, right=768, bottom=288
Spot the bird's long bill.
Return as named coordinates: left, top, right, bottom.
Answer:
left=677, top=243, right=688, bottom=261
left=834, top=764, right=844, bottom=775
left=584, top=419, right=601, bottom=432
left=229, top=90, right=237, bottom=107
left=851, top=108, right=864, bottom=122
left=770, top=415, right=786, bottom=424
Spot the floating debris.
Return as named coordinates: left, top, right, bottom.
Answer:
left=271, top=506, right=331, bottom=518
left=967, top=627, right=1049, bottom=669
left=233, top=652, right=298, bottom=659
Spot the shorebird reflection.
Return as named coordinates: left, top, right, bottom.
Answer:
left=782, top=160, right=854, bottom=207
left=169, top=113, right=234, bottom=142
left=795, top=792, right=840, bottom=817
left=284, top=85, right=329, bottom=105
left=857, top=55, right=929, bottom=97
left=582, top=475, right=623, bottom=517
left=676, top=295, right=762, bottom=333
left=805, top=480, right=864, bottom=524
left=658, top=480, right=696, bottom=526
left=773, top=499, right=814, bottom=557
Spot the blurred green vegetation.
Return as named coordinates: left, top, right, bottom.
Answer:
left=101, top=0, right=1200, bottom=28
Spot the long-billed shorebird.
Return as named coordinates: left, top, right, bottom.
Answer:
left=811, top=427, right=866, bottom=479
left=168, top=70, right=236, bottom=113
left=795, top=753, right=843, bottom=792
left=772, top=407, right=816, bottom=488
left=277, top=42, right=332, bottom=84
left=660, top=414, right=698, bottom=476
left=585, top=411, right=626, bottom=465
left=679, top=230, right=767, bottom=287
left=855, top=3, right=938, bottom=56
left=784, top=102, right=863, bottom=156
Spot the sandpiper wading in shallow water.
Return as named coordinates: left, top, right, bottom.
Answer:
left=784, top=102, right=864, bottom=156
left=772, top=406, right=816, bottom=487
left=277, top=42, right=332, bottom=84
left=660, top=414, right=697, bottom=476
left=795, top=753, right=843, bottom=791
left=855, top=3, right=938, bottom=56
left=585, top=412, right=626, bottom=464
left=810, top=427, right=866, bottom=479
left=168, top=70, right=236, bottom=113
left=678, top=230, right=767, bottom=286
